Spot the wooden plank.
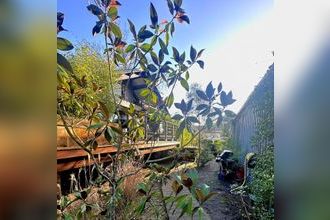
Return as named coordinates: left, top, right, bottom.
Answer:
left=57, top=141, right=180, bottom=172
left=57, top=157, right=112, bottom=172
left=57, top=145, right=118, bottom=160
left=57, top=142, right=179, bottom=160
left=138, top=146, right=176, bottom=155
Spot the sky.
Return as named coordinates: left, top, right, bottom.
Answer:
left=58, top=0, right=273, bottom=113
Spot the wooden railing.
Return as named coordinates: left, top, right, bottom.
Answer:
left=146, top=120, right=178, bottom=142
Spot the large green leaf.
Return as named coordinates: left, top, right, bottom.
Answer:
left=57, top=37, right=73, bottom=51
left=167, top=0, right=174, bottom=15
left=138, top=30, right=154, bottom=41
left=125, top=44, right=135, bottom=53
left=140, top=88, right=150, bottom=97
left=150, top=3, right=158, bottom=27
left=180, top=78, right=189, bottom=91
left=165, top=92, right=174, bottom=107
left=127, top=19, right=137, bottom=39
left=159, top=38, right=168, bottom=55
left=114, top=53, right=125, bottom=64
left=110, top=22, right=122, bottom=38
left=98, top=101, right=110, bottom=119
left=140, top=43, right=151, bottom=52
left=57, top=53, right=74, bottom=74
left=87, top=4, right=103, bottom=16
left=108, top=7, right=118, bottom=20
left=190, top=45, right=197, bottom=62
left=172, top=47, right=180, bottom=62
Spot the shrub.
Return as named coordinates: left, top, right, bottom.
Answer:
left=212, top=139, right=225, bottom=155
left=249, top=145, right=274, bottom=219
left=199, top=140, right=215, bottom=166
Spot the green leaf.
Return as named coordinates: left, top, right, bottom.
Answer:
left=135, top=196, right=148, bottom=215
left=179, top=52, right=186, bottom=63
left=170, top=22, right=175, bottom=36
left=203, top=192, right=218, bottom=203
left=87, top=4, right=103, bottom=16
left=150, top=35, right=158, bottom=47
left=98, top=101, right=109, bottom=119
left=138, top=30, right=154, bottom=41
left=139, top=88, right=150, bottom=97
left=197, top=49, right=205, bottom=58
left=167, top=0, right=174, bottom=15
left=87, top=123, right=104, bottom=130
left=197, top=60, right=204, bottom=69
left=159, top=38, right=168, bottom=55
left=176, top=194, right=188, bottom=209
left=140, top=43, right=151, bottom=52
left=187, top=169, right=198, bottom=184
left=171, top=180, right=183, bottom=195
left=200, top=183, right=210, bottom=196
left=195, top=188, right=204, bottom=203
left=180, top=78, right=189, bottom=91
left=190, top=45, right=197, bottom=62
left=158, top=49, right=164, bottom=64
left=185, top=71, right=189, bottom=80
left=151, top=92, right=158, bottom=104
left=187, top=116, right=199, bottom=124
left=176, top=120, right=186, bottom=138
left=150, top=3, right=158, bottom=27
left=197, top=207, right=204, bottom=220
left=104, top=127, right=113, bottom=143
left=196, top=90, right=209, bottom=101
left=216, top=114, right=223, bottom=127
left=206, top=81, right=215, bottom=99
left=175, top=0, right=183, bottom=7
left=92, top=21, right=103, bottom=36
left=127, top=19, right=137, bottom=39
left=114, top=53, right=125, bottom=64
left=166, top=92, right=174, bottom=107
left=110, top=22, right=122, bottom=38
left=57, top=37, right=74, bottom=51
left=108, top=7, right=118, bottom=20
left=172, top=47, right=180, bottom=62
left=150, top=51, right=159, bottom=65
left=147, top=64, right=157, bottom=72
left=165, top=31, right=170, bottom=46
left=172, top=114, right=183, bottom=121
left=128, top=103, right=135, bottom=114
left=196, top=104, right=208, bottom=111
left=179, top=196, right=193, bottom=218
left=125, top=44, right=135, bottom=53
left=92, top=140, right=98, bottom=150
left=57, top=53, right=74, bottom=74
left=206, top=117, right=213, bottom=129
left=136, top=182, right=148, bottom=194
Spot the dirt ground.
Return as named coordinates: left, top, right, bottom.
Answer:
left=163, top=160, right=243, bottom=220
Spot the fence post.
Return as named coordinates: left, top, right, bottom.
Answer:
left=144, top=115, right=148, bottom=140
left=164, top=121, right=167, bottom=141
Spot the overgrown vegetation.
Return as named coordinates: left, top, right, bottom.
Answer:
left=57, top=0, right=236, bottom=219
left=248, top=90, right=274, bottom=219
left=249, top=145, right=274, bottom=219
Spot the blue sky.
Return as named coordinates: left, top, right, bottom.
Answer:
left=58, top=0, right=273, bottom=113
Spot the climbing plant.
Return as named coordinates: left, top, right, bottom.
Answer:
left=249, top=87, right=274, bottom=219
left=57, top=0, right=236, bottom=219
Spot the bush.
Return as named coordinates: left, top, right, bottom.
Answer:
left=212, top=139, right=225, bottom=155
left=248, top=145, right=274, bottom=219
left=199, top=140, right=215, bottom=166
